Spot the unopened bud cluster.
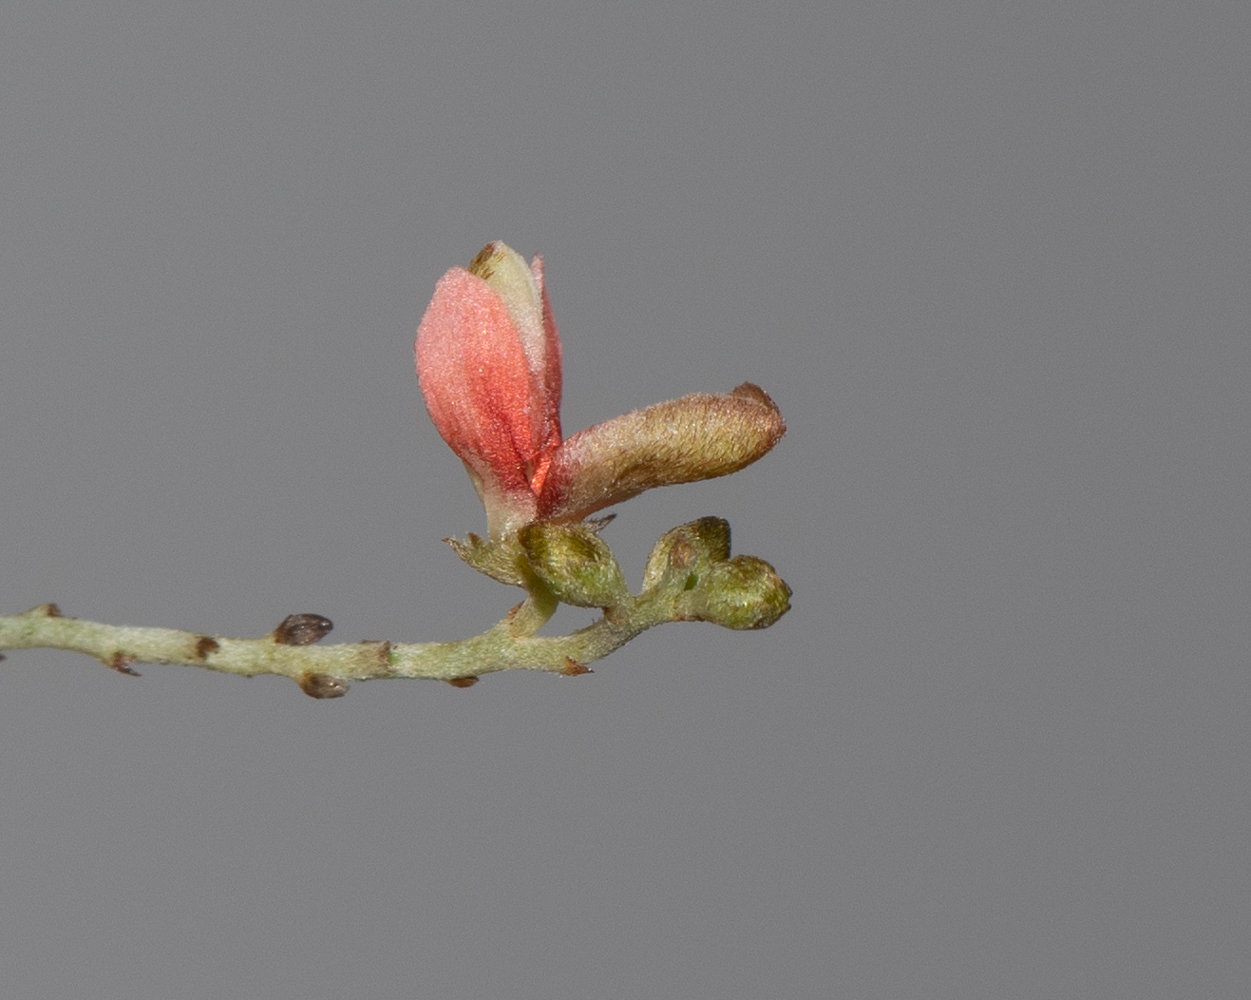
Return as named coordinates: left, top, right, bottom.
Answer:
left=448, top=516, right=789, bottom=632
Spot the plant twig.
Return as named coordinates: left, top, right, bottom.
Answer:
left=0, top=599, right=655, bottom=697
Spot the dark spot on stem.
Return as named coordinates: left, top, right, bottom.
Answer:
left=356, top=640, right=395, bottom=670
left=194, top=636, right=220, bottom=660
left=296, top=672, right=349, bottom=699
left=107, top=652, right=140, bottom=676
left=560, top=658, right=592, bottom=676
left=272, top=614, right=334, bottom=646
left=45, top=603, right=63, bottom=618
left=445, top=676, right=479, bottom=688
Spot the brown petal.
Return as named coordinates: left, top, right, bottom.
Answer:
left=539, top=383, right=785, bottom=522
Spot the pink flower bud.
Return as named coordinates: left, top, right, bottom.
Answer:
left=416, top=243, right=785, bottom=538
left=416, top=242, right=562, bottom=536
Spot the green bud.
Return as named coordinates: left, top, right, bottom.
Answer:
left=518, top=522, right=629, bottom=608
left=673, top=555, right=792, bottom=630
left=641, top=517, right=732, bottom=594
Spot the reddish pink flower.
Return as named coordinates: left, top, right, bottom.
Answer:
left=417, top=242, right=562, bottom=536
left=417, top=242, right=784, bottom=539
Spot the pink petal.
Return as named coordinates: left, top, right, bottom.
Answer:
left=416, top=267, right=543, bottom=503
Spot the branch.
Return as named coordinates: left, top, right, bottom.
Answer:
left=0, top=598, right=648, bottom=696
left=1, top=518, right=790, bottom=698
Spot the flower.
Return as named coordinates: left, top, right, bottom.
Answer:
left=417, top=242, right=784, bottom=538
left=416, top=242, right=562, bottom=536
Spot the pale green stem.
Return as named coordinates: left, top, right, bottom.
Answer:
left=0, top=593, right=668, bottom=697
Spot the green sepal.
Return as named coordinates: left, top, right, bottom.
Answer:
left=517, top=522, right=629, bottom=608
left=444, top=533, right=529, bottom=586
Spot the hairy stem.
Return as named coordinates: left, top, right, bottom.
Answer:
left=0, top=598, right=662, bottom=697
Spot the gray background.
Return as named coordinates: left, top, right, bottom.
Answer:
left=2, top=2, right=1247, bottom=998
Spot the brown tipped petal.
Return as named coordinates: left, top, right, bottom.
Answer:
left=539, top=383, right=785, bottom=522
